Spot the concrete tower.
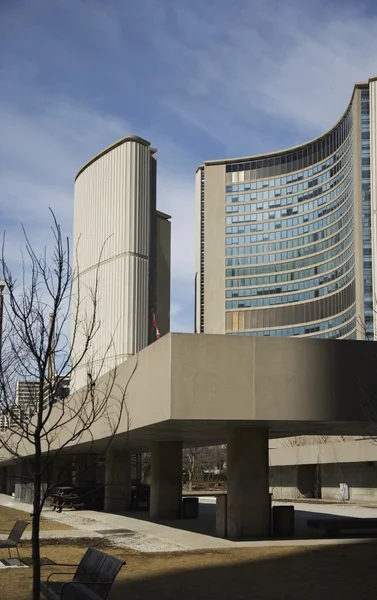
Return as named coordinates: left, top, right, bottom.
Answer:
left=72, top=135, right=170, bottom=391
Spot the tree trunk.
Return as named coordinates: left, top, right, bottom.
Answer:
left=32, top=452, right=42, bottom=600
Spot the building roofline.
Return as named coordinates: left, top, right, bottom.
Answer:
left=197, top=80, right=371, bottom=169
left=75, top=134, right=152, bottom=181
left=156, top=210, right=171, bottom=220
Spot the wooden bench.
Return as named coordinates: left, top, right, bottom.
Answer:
left=307, top=518, right=377, bottom=535
left=40, top=547, right=125, bottom=599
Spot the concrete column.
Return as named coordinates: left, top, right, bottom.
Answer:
left=14, top=460, right=33, bottom=502
left=216, top=494, right=227, bottom=538
left=73, top=456, right=97, bottom=485
left=227, top=427, right=270, bottom=539
left=21, top=459, right=34, bottom=504
left=104, top=449, right=131, bottom=512
left=6, top=467, right=14, bottom=496
left=0, top=469, right=6, bottom=493
left=14, top=462, right=23, bottom=501
left=52, top=456, right=73, bottom=488
left=150, top=441, right=182, bottom=520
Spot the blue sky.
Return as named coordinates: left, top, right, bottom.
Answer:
left=1, top=0, right=377, bottom=332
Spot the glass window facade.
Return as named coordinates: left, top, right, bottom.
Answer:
left=222, top=105, right=358, bottom=340
left=197, top=82, right=375, bottom=343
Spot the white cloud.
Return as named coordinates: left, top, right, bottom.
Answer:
left=258, top=8, right=377, bottom=130
left=150, top=1, right=377, bottom=150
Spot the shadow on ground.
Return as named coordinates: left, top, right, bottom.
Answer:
left=109, top=541, right=377, bottom=600
left=121, top=504, right=361, bottom=540
left=5, top=539, right=377, bottom=600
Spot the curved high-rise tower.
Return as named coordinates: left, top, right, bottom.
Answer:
left=196, top=77, right=377, bottom=341
left=72, top=135, right=170, bottom=391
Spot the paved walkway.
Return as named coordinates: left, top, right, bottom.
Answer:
left=2, top=493, right=377, bottom=551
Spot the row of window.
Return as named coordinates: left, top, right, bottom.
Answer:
left=225, top=250, right=353, bottom=288
left=233, top=306, right=356, bottom=334
left=225, top=269, right=354, bottom=309
left=225, top=222, right=353, bottom=263
left=225, top=162, right=351, bottom=217
left=225, top=180, right=351, bottom=233
left=226, top=239, right=353, bottom=279
left=234, top=329, right=356, bottom=339
left=225, top=230, right=353, bottom=269
left=311, top=321, right=356, bottom=339
left=226, top=166, right=351, bottom=210
left=231, top=314, right=355, bottom=339
left=226, top=260, right=353, bottom=298
left=225, top=148, right=352, bottom=202
left=224, top=121, right=352, bottom=176
left=226, top=201, right=353, bottom=251
left=225, top=283, right=355, bottom=330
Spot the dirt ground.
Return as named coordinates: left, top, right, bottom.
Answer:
left=1, top=539, right=377, bottom=600
left=0, top=505, right=74, bottom=532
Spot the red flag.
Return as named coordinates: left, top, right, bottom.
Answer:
left=153, top=314, right=161, bottom=339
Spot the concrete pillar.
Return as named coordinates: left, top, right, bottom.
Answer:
left=6, top=467, right=14, bottom=496
left=216, top=494, right=227, bottom=538
left=73, top=456, right=97, bottom=485
left=227, top=427, right=270, bottom=538
left=21, top=459, right=34, bottom=504
left=52, top=456, right=73, bottom=488
left=104, top=449, right=131, bottom=512
left=0, top=469, right=6, bottom=493
left=13, top=460, right=33, bottom=502
left=14, top=462, right=23, bottom=501
left=150, top=441, right=182, bottom=520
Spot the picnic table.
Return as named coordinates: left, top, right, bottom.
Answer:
left=49, top=487, right=86, bottom=513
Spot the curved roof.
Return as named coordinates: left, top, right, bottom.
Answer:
left=75, top=134, right=152, bottom=181
left=196, top=79, right=374, bottom=172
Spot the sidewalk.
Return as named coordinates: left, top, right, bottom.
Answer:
left=0, top=494, right=186, bottom=552
left=2, top=493, right=377, bottom=551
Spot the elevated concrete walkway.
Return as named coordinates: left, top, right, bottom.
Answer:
left=3, top=334, right=377, bottom=538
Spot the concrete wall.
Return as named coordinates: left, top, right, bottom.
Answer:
left=270, top=466, right=299, bottom=499
left=270, top=437, right=377, bottom=467
left=195, top=168, right=203, bottom=334
left=4, top=334, right=377, bottom=462
left=270, top=465, right=319, bottom=500
left=202, top=164, right=226, bottom=334
left=322, top=462, right=377, bottom=502
left=270, top=461, right=377, bottom=503
left=170, top=334, right=377, bottom=426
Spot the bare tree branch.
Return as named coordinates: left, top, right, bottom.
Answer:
left=0, top=213, right=134, bottom=600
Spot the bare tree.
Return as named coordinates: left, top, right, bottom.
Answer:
left=183, top=445, right=226, bottom=491
left=0, top=213, right=135, bottom=600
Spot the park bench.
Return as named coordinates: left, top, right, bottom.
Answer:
left=307, top=517, right=377, bottom=535
left=40, top=547, right=125, bottom=600
left=0, top=520, right=29, bottom=561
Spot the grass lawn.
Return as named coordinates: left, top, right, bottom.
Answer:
left=1, top=539, right=377, bottom=599
left=0, top=505, right=74, bottom=532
